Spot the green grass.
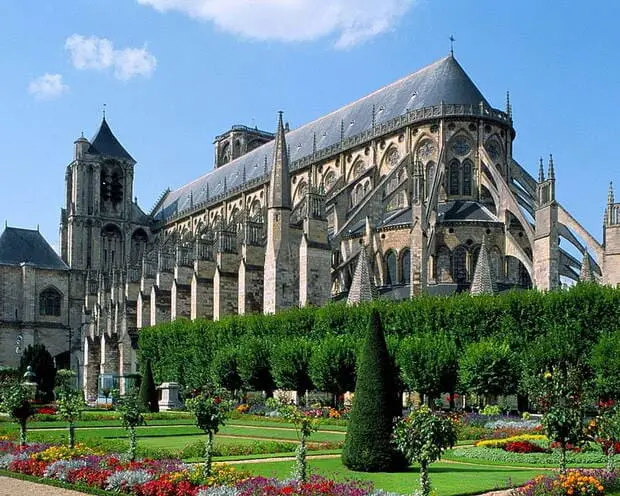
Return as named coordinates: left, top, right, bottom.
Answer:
left=233, top=457, right=545, bottom=495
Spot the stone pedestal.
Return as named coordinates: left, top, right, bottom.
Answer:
left=157, top=382, right=183, bottom=411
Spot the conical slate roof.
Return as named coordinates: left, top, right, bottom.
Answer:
left=579, top=251, right=596, bottom=283
left=470, top=237, right=495, bottom=295
left=347, top=246, right=378, bottom=306
left=88, top=118, right=134, bottom=162
left=153, top=55, right=492, bottom=220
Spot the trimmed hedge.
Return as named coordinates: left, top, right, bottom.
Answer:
left=139, top=284, right=620, bottom=391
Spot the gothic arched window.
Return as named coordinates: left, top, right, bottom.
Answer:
left=490, top=247, right=502, bottom=281
left=385, top=251, right=397, bottom=286
left=453, top=246, right=468, bottom=284
left=470, top=245, right=481, bottom=279
left=130, top=229, right=148, bottom=264
left=425, top=161, right=436, bottom=198
left=462, top=160, right=473, bottom=196
left=400, top=249, right=411, bottom=285
left=101, top=224, right=123, bottom=271
left=436, top=246, right=452, bottom=282
left=40, top=287, right=62, bottom=316
left=449, top=160, right=460, bottom=195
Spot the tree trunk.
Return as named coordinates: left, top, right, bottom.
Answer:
left=68, top=423, right=75, bottom=449
left=204, top=431, right=214, bottom=477
left=560, top=443, right=567, bottom=473
left=129, top=427, right=137, bottom=461
left=419, top=460, right=431, bottom=496
left=295, top=436, right=307, bottom=482
left=19, top=420, right=27, bottom=447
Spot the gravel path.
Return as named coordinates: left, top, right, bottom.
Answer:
left=0, top=476, right=88, bottom=495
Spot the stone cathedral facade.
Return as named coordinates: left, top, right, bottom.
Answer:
left=4, top=54, right=616, bottom=397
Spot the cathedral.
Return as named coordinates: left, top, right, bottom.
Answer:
left=1, top=54, right=618, bottom=397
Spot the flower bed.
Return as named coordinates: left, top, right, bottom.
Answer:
left=0, top=440, right=389, bottom=496
left=474, top=434, right=547, bottom=449
left=448, top=446, right=617, bottom=466
left=513, top=469, right=620, bottom=496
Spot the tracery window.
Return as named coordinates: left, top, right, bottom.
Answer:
left=436, top=246, right=452, bottom=282
left=453, top=246, right=468, bottom=284
left=462, top=160, right=473, bottom=196
left=425, top=161, right=436, bottom=198
left=385, top=251, right=397, bottom=286
left=40, top=288, right=62, bottom=316
left=449, top=160, right=460, bottom=195
left=400, top=249, right=411, bottom=285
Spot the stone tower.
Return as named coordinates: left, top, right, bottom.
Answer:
left=533, top=156, right=560, bottom=290
left=60, top=117, right=137, bottom=272
left=604, top=182, right=620, bottom=286
left=263, top=112, right=297, bottom=313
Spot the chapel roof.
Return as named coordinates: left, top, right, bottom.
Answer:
left=153, top=55, right=491, bottom=220
left=0, top=227, right=68, bottom=270
left=88, top=118, right=135, bottom=162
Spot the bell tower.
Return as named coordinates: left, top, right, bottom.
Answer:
left=60, top=116, right=137, bottom=272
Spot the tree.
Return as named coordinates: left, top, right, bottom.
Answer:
left=115, top=390, right=146, bottom=461
left=237, top=336, right=275, bottom=396
left=19, top=344, right=56, bottom=402
left=271, top=338, right=314, bottom=403
left=591, top=331, right=620, bottom=401
left=278, top=402, right=321, bottom=482
left=55, top=369, right=85, bottom=449
left=139, top=359, right=159, bottom=413
left=186, top=387, right=231, bottom=477
left=0, top=381, right=33, bottom=446
left=593, top=402, right=620, bottom=472
left=459, top=338, right=518, bottom=406
left=393, top=406, right=458, bottom=496
left=211, top=347, right=243, bottom=397
left=398, top=332, right=458, bottom=408
left=310, top=335, right=357, bottom=406
left=341, top=310, right=407, bottom=472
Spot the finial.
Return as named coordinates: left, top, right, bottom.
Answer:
left=538, top=157, right=545, bottom=182
left=449, top=35, right=455, bottom=56
left=102, top=103, right=107, bottom=120
left=372, top=104, right=376, bottom=129
left=609, top=181, right=615, bottom=205
left=340, top=119, right=345, bottom=142
left=81, top=131, right=85, bottom=138
left=548, top=153, right=555, bottom=180
left=312, top=132, right=317, bottom=154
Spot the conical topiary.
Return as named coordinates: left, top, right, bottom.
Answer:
left=341, top=309, right=408, bottom=471
left=139, top=359, right=159, bottom=413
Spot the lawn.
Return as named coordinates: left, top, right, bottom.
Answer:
left=233, top=457, right=545, bottom=496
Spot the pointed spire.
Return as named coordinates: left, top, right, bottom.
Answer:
left=470, top=236, right=496, bottom=295
left=268, top=111, right=291, bottom=210
left=609, top=182, right=615, bottom=205
left=347, top=245, right=378, bottom=306
left=579, top=251, right=596, bottom=283
left=548, top=154, right=555, bottom=180
left=506, top=91, right=512, bottom=118
left=538, top=157, right=545, bottom=182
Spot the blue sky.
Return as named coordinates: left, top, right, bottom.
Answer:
left=0, top=1, right=618, bottom=250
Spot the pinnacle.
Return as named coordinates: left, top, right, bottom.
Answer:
left=579, top=251, right=596, bottom=283
left=470, top=236, right=496, bottom=296
left=268, top=111, right=291, bottom=210
left=347, top=246, right=378, bottom=306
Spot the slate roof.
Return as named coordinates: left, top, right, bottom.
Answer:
left=154, top=55, right=491, bottom=220
left=88, top=118, right=134, bottom=162
left=0, top=228, right=68, bottom=270
left=437, top=201, right=498, bottom=222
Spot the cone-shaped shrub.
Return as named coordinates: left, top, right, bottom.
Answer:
left=139, top=359, right=159, bottom=413
left=341, top=309, right=407, bottom=471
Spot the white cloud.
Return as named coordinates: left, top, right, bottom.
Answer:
left=137, top=0, right=414, bottom=48
left=65, top=34, right=157, bottom=80
left=28, top=74, right=69, bottom=100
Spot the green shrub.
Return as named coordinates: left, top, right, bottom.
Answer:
left=138, top=359, right=159, bottom=413
left=342, top=310, right=407, bottom=472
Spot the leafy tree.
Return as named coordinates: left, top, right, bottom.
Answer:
left=19, top=344, right=56, bottom=401
left=393, top=406, right=458, bottom=496
left=237, top=336, right=275, bottom=396
left=593, top=402, right=620, bottom=472
left=0, top=381, right=33, bottom=446
left=115, top=391, right=146, bottom=461
left=211, top=347, right=243, bottom=397
left=278, top=402, right=321, bottom=482
left=591, top=331, right=620, bottom=401
left=310, top=334, right=357, bottom=406
left=186, top=388, right=231, bottom=477
left=138, top=359, right=159, bottom=413
left=459, top=338, right=518, bottom=406
left=55, top=369, right=85, bottom=448
left=539, top=365, right=588, bottom=472
left=271, top=338, right=314, bottom=403
left=342, top=310, right=407, bottom=472
left=399, top=332, right=458, bottom=408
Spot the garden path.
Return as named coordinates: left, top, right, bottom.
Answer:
left=0, top=476, right=87, bottom=495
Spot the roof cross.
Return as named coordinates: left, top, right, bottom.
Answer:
left=449, top=35, right=455, bottom=56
